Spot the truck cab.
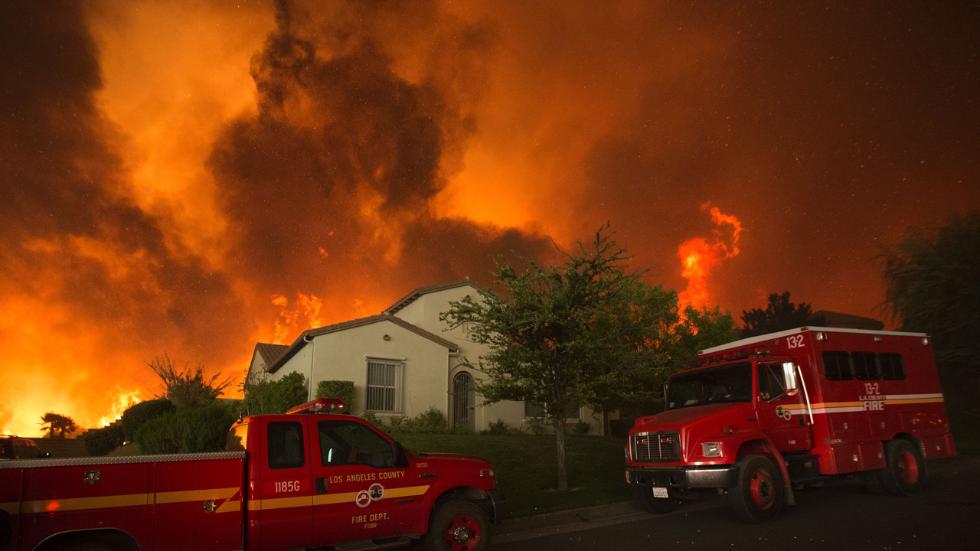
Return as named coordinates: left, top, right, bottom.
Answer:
left=233, top=399, right=501, bottom=550
left=625, top=327, right=955, bottom=523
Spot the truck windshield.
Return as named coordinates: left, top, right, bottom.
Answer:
left=667, top=362, right=752, bottom=409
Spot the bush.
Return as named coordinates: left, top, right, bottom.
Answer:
left=572, top=421, right=591, bottom=435
left=360, top=411, right=382, bottom=426
left=412, top=408, right=448, bottom=432
left=121, top=399, right=175, bottom=441
left=316, top=380, right=354, bottom=407
left=136, top=403, right=237, bottom=454
left=523, top=417, right=546, bottom=435
left=484, top=419, right=511, bottom=435
left=84, top=425, right=125, bottom=456
left=243, top=372, right=308, bottom=414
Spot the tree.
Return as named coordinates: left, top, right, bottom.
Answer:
left=135, top=402, right=237, bottom=454
left=39, top=412, right=77, bottom=438
left=121, top=399, right=176, bottom=441
left=740, top=291, right=824, bottom=337
left=441, top=227, right=676, bottom=491
left=674, top=306, right=740, bottom=369
left=882, top=213, right=980, bottom=398
left=149, top=354, right=232, bottom=409
left=243, top=372, right=309, bottom=415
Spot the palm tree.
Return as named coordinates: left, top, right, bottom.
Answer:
left=40, top=412, right=78, bottom=438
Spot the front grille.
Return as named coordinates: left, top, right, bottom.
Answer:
left=632, top=431, right=681, bottom=463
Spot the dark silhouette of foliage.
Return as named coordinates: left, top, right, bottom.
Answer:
left=39, top=412, right=77, bottom=438
left=121, top=399, right=176, bottom=441
left=883, top=213, right=980, bottom=397
left=135, top=403, right=237, bottom=454
left=740, top=292, right=825, bottom=337
left=315, top=380, right=354, bottom=407
left=83, top=424, right=125, bottom=456
left=149, top=354, right=232, bottom=409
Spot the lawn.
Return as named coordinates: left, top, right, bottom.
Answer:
left=392, top=432, right=630, bottom=517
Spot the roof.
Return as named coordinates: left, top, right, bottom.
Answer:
left=254, top=343, right=289, bottom=365
left=383, top=278, right=476, bottom=314
left=699, top=326, right=927, bottom=355
left=267, top=314, right=460, bottom=374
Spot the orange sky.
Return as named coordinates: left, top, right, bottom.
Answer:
left=1, top=1, right=977, bottom=435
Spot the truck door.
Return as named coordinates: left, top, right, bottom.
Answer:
left=755, top=362, right=813, bottom=452
left=310, top=419, right=421, bottom=544
left=255, top=418, right=313, bottom=551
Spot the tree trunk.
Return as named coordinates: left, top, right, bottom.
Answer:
left=553, top=415, right=568, bottom=491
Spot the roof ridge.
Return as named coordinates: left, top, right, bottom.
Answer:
left=383, top=278, right=476, bottom=314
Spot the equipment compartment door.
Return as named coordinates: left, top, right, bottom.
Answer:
left=756, top=362, right=813, bottom=452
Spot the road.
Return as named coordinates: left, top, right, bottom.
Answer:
left=491, top=455, right=980, bottom=551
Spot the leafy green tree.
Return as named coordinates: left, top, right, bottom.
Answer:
left=121, top=399, right=175, bottom=441
left=674, top=306, right=740, bottom=370
left=149, top=354, right=231, bottom=409
left=39, top=412, right=77, bottom=438
left=883, top=213, right=980, bottom=400
left=740, top=291, right=825, bottom=337
left=442, top=227, right=676, bottom=491
left=243, top=372, right=308, bottom=414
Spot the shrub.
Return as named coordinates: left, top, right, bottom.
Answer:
left=121, top=399, right=175, bottom=441
left=316, top=380, right=354, bottom=407
left=572, top=421, right=591, bottom=435
left=136, top=403, right=237, bottom=454
left=412, top=408, right=448, bottom=433
left=360, top=411, right=382, bottom=426
left=84, top=425, right=125, bottom=456
left=484, top=419, right=511, bottom=435
left=243, top=372, right=308, bottom=414
left=523, top=417, right=546, bottom=435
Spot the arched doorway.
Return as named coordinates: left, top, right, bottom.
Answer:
left=452, top=372, right=476, bottom=431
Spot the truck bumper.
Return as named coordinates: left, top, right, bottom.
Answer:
left=626, top=466, right=737, bottom=489
left=487, top=489, right=505, bottom=524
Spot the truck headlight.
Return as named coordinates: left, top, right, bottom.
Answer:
left=701, top=442, right=722, bottom=457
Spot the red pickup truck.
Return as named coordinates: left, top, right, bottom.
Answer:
left=0, top=399, right=500, bottom=551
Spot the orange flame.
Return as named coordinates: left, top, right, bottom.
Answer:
left=97, top=390, right=143, bottom=428
left=271, top=293, right=325, bottom=344
left=677, top=203, right=743, bottom=313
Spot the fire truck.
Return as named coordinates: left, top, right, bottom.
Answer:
left=0, top=399, right=500, bottom=550
left=625, top=327, right=956, bottom=522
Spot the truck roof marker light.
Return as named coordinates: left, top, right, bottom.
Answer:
left=922, top=337, right=930, bottom=346
left=287, top=398, right=347, bottom=415
left=874, top=336, right=882, bottom=343
left=815, top=332, right=826, bottom=341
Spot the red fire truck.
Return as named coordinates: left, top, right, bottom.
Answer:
left=0, top=399, right=500, bottom=550
left=625, top=327, right=956, bottom=522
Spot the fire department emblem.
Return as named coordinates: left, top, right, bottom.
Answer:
left=368, top=483, right=384, bottom=501
left=775, top=406, right=792, bottom=421
left=355, top=490, right=372, bottom=508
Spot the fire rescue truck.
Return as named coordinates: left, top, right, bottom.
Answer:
left=625, top=327, right=956, bottom=522
left=0, top=399, right=500, bottom=550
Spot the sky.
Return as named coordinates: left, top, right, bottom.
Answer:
left=1, top=1, right=978, bottom=435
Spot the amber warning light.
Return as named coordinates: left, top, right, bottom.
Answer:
left=287, top=398, right=347, bottom=415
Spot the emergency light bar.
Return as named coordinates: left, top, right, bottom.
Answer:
left=287, top=398, right=347, bottom=415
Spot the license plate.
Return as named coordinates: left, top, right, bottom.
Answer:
left=652, top=487, right=669, bottom=499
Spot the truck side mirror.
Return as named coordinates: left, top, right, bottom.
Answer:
left=782, top=362, right=800, bottom=396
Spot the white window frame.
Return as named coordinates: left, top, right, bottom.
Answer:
left=365, top=358, right=404, bottom=413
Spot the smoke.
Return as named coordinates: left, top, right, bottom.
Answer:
left=1, top=0, right=978, bottom=433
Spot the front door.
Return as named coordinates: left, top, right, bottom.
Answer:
left=755, top=362, right=813, bottom=453
left=452, top=372, right=476, bottom=431
left=310, top=419, right=425, bottom=544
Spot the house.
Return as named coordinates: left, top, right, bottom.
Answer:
left=247, top=280, right=603, bottom=434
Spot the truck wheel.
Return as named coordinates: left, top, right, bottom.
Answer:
left=728, top=454, right=786, bottom=523
left=423, top=498, right=490, bottom=551
left=632, top=486, right=682, bottom=514
left=879, top=439, right=926, bottom=495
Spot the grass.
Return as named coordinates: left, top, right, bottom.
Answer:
left=392, top=432, right=630, bottom=517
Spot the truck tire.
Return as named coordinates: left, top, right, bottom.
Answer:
left=728, top=454, right=786, bottom=523
left=632, top=485, right=682, bottom=514
left=422, top=498, right=490, bottom=551
left=878, top=439, right=926, bottom=495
